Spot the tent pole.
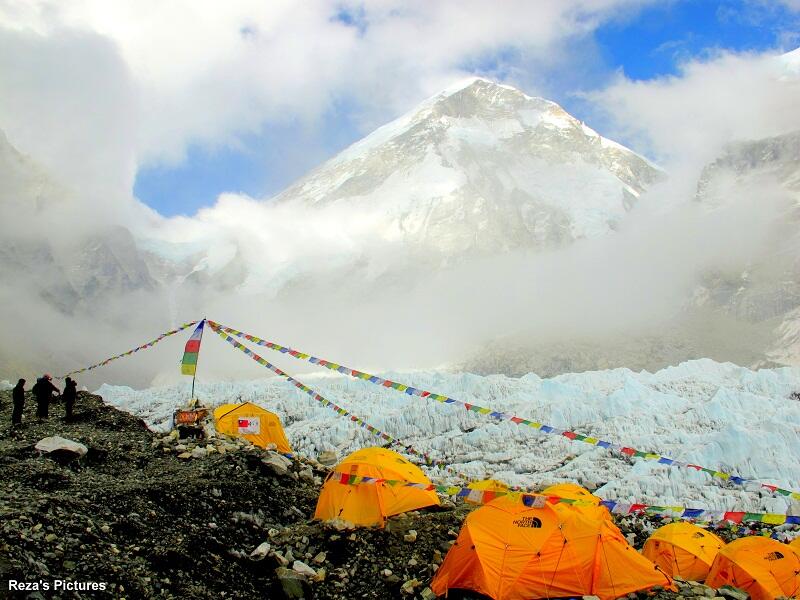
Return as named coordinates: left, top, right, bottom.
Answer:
left=190, top=317, right=206, bottom=400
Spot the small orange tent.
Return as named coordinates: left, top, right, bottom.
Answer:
left=431, top=495, right=671, bottom=600
left=542, top=482, right=611, bottom=522
left=642, top=522, right=724, bottom=581
left=314, top=447, right=440, bottom=527
left=213, top=402, right=292, bottom=453
left=706, top=536, right=800, bottom=600
left=542, top=483, right=600, bottom=504
left=468, top=479, right=509, bottom=492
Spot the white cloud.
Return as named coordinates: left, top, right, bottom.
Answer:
left=0, top=26, right=138, bottom=196
left=588, top=49, right=800, bottom=174
left=0, top=0, right=654, bottom=203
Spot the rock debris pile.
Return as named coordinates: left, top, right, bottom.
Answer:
left=1, top=390, right=788, bottom=599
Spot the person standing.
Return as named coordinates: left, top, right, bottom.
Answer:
left=11, top=378, right=25, bottom=426
left=32, top=374, right=59, bottom=419
left=63, top=377, right=77, bottom=422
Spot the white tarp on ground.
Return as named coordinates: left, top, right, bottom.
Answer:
left=35, top=436, right=88, bottom=457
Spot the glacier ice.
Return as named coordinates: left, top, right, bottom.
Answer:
left=97, top=358, right=800, bottom=513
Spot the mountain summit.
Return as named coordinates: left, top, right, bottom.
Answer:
left=277, top=78, right=662, bottom=257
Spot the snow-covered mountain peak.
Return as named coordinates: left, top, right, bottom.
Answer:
left=276, top=78, right=663, bottom=257
left=325, top=78, right=607, bottom=169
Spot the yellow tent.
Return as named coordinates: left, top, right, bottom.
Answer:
left=542, top=483, right=600, bottom=505
left=642, top=522, right=724, bottom=581
left=542, top=482, right=611, bottom=522
left=468, top=479, right=509, bottom=492
left=213, top=402, right=292, bottom=453
left=706, top=536, right=800, bottom=600
left=431, top=495, right=672, bottom=600
left=314, top=447, right=440, bottom=527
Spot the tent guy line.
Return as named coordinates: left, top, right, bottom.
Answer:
left=208, top=322, right=469, bottom=480
left=211, top=325, right=800, bottom=525
left=57, top=321, right=199, bottom=379
left=51, top=317, right=800, bottom=509
left=331, top=473, right=800, bottom=526
left=207, top=320, right=800, bottom=501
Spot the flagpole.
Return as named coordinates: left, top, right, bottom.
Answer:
left=191, top=317, right=206, bottom=400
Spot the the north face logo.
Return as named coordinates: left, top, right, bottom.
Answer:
left=513, top=516, right=542, bottom=528
left=765, top=551, right=784, bottom=561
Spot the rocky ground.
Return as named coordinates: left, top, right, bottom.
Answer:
left=0, top=390, right=792, bottom=599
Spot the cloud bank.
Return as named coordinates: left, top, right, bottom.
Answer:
left=1, top=2, right=799, bottom=388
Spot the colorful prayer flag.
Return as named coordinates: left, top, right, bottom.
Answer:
left=181, top=320, right=205, bottom=376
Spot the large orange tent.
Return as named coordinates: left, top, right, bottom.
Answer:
left=542, top=482, right=611, bottom=522
left=706, top=536, right=800, bottom=600
left=642, top=522, right=724, bottom=581
left=213, top=402, right=292, bottom=453
left=314, top=447, right=440, bottom=527
left=431, top=495, right=671, bottom=600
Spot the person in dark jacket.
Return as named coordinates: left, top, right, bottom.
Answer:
left=12, top=378, right=25, bottom=426
left=63, top=377, right=77, bottom=422
left=32, top=374, right=59, bottom=419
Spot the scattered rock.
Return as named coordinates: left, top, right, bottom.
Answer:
left=717, top=586, right=748, bottom=600
left=299, top=466, right=315, bottom=483
left=35, top=436, right=88, bottom=459
left=262, top=453, right=292, bottom=476
left=318, top=450, right=337, bottom=466
left=292, top=560, right=316, bottom=578
left=312, top=551, right=326, bottom=564
left=249, top=542, right=271, bottom=560
left=404, top=530, right=417, bottom=543
left=275, top=567, right=307, bottom=599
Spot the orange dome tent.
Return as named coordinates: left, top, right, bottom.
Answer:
left=542, top=482, right=611, bottom=522
left=213, top=402, right=292, bottom=453
left=314, top=447, right=440, bottom=528
left=706, top=536, right=800, bottom=600
left=468, top=479, right=509, bottom=492
left=431, top=495, right=672, bottom=600
left=791, top=537, right=800, bottom=552
left=542, top=483, right=600, bottom=504
left=642, top=522, right=724, bottom=581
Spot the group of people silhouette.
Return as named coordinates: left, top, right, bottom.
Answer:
left=11, top=374, right=78, bottom=426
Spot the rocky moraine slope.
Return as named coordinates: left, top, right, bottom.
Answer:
left=0, top=391, right=790, bottom=599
